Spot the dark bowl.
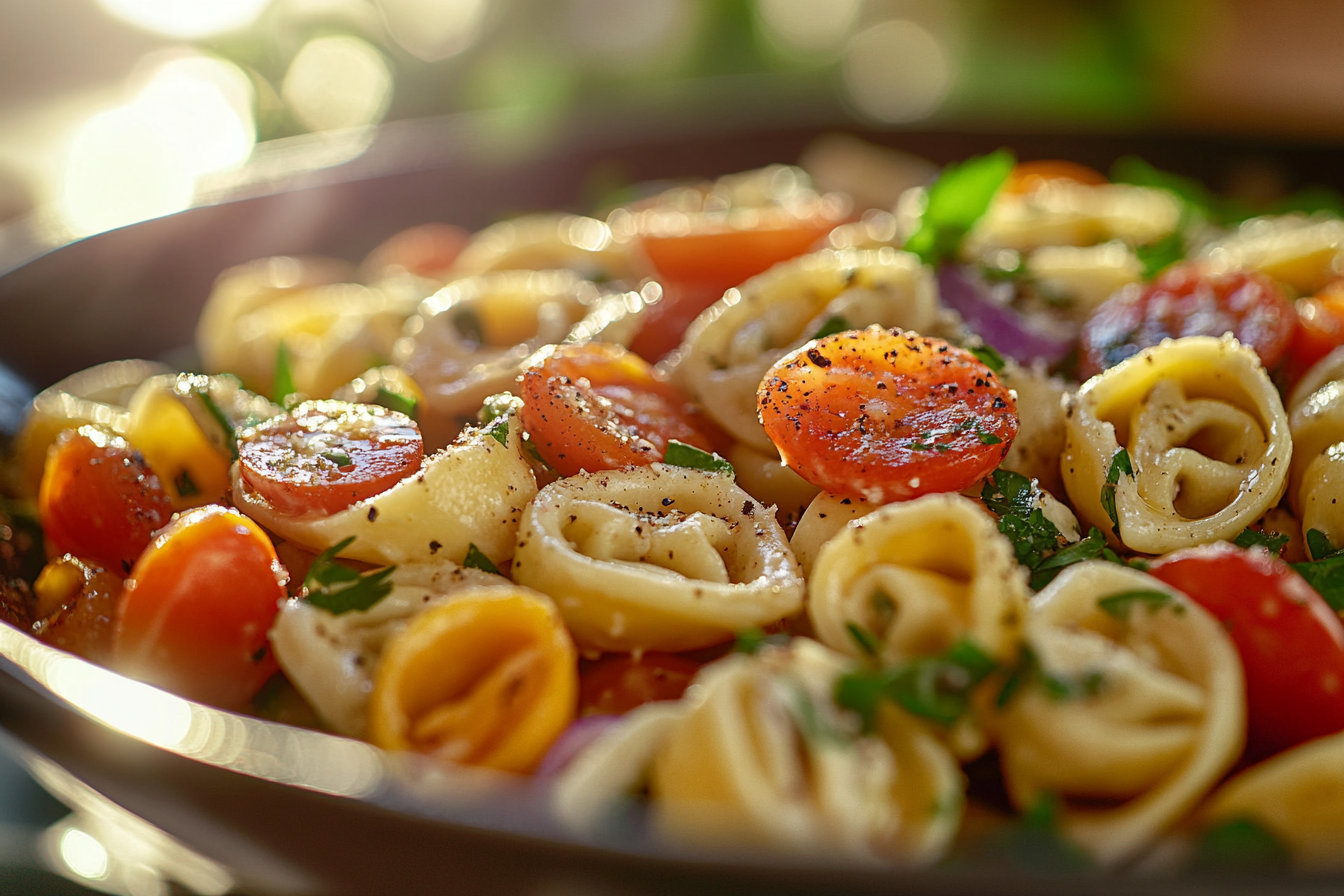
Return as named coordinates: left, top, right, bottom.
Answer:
left=2, top=112, right=1343, bottom=896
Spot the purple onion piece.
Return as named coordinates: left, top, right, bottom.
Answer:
left=936, top=264, right=1077, bottom=367
left=535, top=714, right=623, bottom=777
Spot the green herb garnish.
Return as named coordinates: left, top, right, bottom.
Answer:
left=845, top=622, right=882, bottom=659
left=173, top=469, right=199, bottom=497
left=487, top=418, right=510, bottom=447
left=1097, top=589, right=1178, bottom=620
left=997, top=646, right=1106, bottom=706
left=272, top=340, right=298, bottom=407
left=733, top=627, right=790, bottom=655
left=1190, top=818, right=1290, bottom=873
left=1233, top=527, right=1290, bottom=556
left=662, top=440, right=733, bottom=475
left=321, top=449, right=353, bottom=467
left=462, top=543, right=501, bottom=575
left=304, top=537, right=395, bottom=615
left=195, top=386, right=238, bottom=461
left=811, top=315, right=852, bottom=341
left=1290, top=528, right=1344, bottom=612
left=1100, top=449, right=1133, bottom=538
left=904, top=149, right=1016, bottom=267
left=969, top=344, right=1006, bottom=372
left=375, top=387, right=417, bottom=420
left=453, top=309, right=485, bottom=344
left=835, top=639, right=997, bottom=730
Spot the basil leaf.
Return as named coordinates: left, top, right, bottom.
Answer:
left=904, top=149, right=1016, bottom=267
left=969, top=343, right=1006, bottom=372
left=1100, top=449, right=1133, bottom=538
left=487, top=418, right=509, bottom=447
left=1190, top=818, right=1290, bottom=873
left=1097, top=589, right=1178, bottom=620
left=811, top=315, right=852, bottom=341
left=1305, top=527, right=1342, bottom=560
left=272, top=340, right=298, bottom=408
left=1290, top=554, right=1344, bottom=613
left=462, top=543, right=501, bottom=575
left=1232, top=527, right=1289, bottom=556
left=662, top=440, right=733, bottom=475
left=304, top=537, right=395, bottom=616
left=375, top=387, right=418, bottom=420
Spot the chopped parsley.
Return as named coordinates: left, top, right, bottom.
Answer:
left=375, top=387, right=418, bottom=420
left=272, top=341, right=299, bottom=408
left=661, top=440, right=734, bottom=475
left=1290, top=528, right=1344, bottom=612
left=487, top=418, right=510, bottom=447
left=1097, top=589, right=1181, bottom=620
left=1190, top=818, right=1290, bottom=873
left=811, top=315, right=852, bottom=341
left=462, top=543, right=501, bottom=575
left=304, top=537, right=395, bottom=615
left=996, top=646, right=1105, bottom=707
left=1100, top=449, right=1133, bottom=538
left=321, top=449, right=353, bottom=467
left=903, top=149, right=1016, bottom=268
left=1233, top=527, right=1290, bottom=556
left=845, top=621, right=882, bottom=659
left=968, top=343, right=1006, bottom=372
left=835, top=638, right=997, bottom=730
left=733, top=627, right=790, bottom=655
left=173, top=469, right=199, bottom=498
left=194, top=386, right=238, bottom=461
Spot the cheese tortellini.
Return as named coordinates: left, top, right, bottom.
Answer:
left=1061, top=335, right=1291, bottom=554
left=993, top=561, right=1245, bottom=866
left=555, top=638, right=964, bottom=865
left=669, top=247, right=938, bottom=453
left=511, top=465, right=804, bottom=652
left=1288, top=376, right=1344, bottom=553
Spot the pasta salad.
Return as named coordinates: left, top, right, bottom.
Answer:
left=6, top=142, right=1344, bottom=874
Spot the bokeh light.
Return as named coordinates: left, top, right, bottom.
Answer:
left=376, top=0, right=488, bottom=63
left=842, top=19, right=955, bottom=124
left=563, top=0, right=698, bottom=70
left=95, top=0, right=274, bottom=40
left=757, top=0, right=863, bottom=58
left=281, top=35, right=393, bottom=133
left=58, top=827, right=110, bottom=881
left=59, top=53, right=256, bottom=236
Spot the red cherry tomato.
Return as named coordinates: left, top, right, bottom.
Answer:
left=114, top=505, right=286, bottom=708
left=517, top=342, right=720, bottom=478
left=237, top=400, right=423, bottom=517
left=630, top=218, right=838, bottom=361
left=38, top=426, right=174, bottom=576
left=360, top=222, right=469, bottom=282
left=1000, top=159, right=1108, bottom=196
left=1078, top=262, right=1295, bottom=382
left=1284, top=277, right=1344, bottom=388
left=579, top=651, right=702, bottom=716
left=758, top=327, right=1017, bottom=503
left=1147, top=541, right=1344, bottom=761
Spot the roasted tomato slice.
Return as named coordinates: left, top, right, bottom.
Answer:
left=237, top=399, right=423, bottom=517
left=114, top=504, right=287, bottom=709
left=1078, top=262, right=1295, bottom=382
left=579, top=651, right=702, bottom=716
left=38, top=425, right=174, bottom=575
left=758, top=327, right=1017, bottom=503
left=1147, top=542, right=1344, bottom=762
left=517, top=342, right=719, bottom=478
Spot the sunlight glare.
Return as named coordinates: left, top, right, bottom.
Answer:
left=95, top=0, right=273, bottom=39
left=59, top=827, right=110, bottom=881
left=282, top=35, right=393, bottom=132
left=376, top=0, right=487, bottom=62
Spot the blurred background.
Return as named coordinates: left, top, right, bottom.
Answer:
left=2, top=0, right=1344, bottom=239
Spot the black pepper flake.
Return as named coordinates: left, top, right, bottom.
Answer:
left=662, top=497, right=674, bottom=506
left=429, top=540, right=441, bottom=554
left=367, top=506, right=379, bottom=522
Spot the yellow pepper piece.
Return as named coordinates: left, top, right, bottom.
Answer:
left=125, top=382, right=231, bottom=509
left=368, top=587, right=577, bottom=774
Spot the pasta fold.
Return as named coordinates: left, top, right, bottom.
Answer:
left=512, top=465, right=804, bottom=652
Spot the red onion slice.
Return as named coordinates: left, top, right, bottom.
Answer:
left=936, top=264, right=1076, bottom=367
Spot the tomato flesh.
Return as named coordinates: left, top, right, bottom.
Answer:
left=237, top=400, right=422, bottom=517
left=1284, top=278, right=1344, bottom=388
left=1078, top=262, right=1295, bottom=382
left=114, top=504, right=286, bottom=708
left=361, top=222, right=468, bottom=281
left=758, top=328, right=1017, bottom=503
left=579, top=651, right=702, bottom=716
left=517, top=342, right=719, bottom=477
left=38, top=426, right=174, bottom=576
left=1147, top=542, right=1344, bottom=761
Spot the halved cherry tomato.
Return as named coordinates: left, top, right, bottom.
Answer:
left=1000, top=159, right=1108, bottom=196
left=757, top=327, right=1017, bottom=503
left=237, top=399, right=422, bottom=517
left=517, top=342, right=720, bottom=477
left=114, top=504, right=286, bottom=708
left=38, top=426, right=174, bottom=575
left=630, top=220, right=838, bottom=361
left=31, top=554, right=122, bottom=664
left=1078, top=262, right=1295, bottom=382
left=579, top=651, right=702, bottom=716
left=1147, top=542, right=1344, bottom=762
left=1284, top=277, right=1344, bottom=388
left=360, top=222, right=469, bottom=282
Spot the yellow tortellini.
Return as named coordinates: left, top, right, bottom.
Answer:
left=668, top=247, right=938, bottom=454
left=1288, top=376, right=1344, bottom=553
left=1061, top=335, right=1291, bottom=554
left=511, top=465, right=804, bottom=652
left=448, top=213, right=635, bottom=283
left=993, top=561, right=1245, bottom=867
left=1198, top=213, right=1344, bottom=295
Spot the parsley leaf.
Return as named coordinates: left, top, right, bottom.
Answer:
left=662, top=440, right=733, bottom=475
left=968, top=343, right=1006, bottom=372
left=811, top=315, right=852, bottom=341
left=1100, top=449, right=1133, bottom=538
left=997, top=646, right=1106, bottom=707
left=487, top=417, right=509, bottom=447
left=835, top=639, right=997, bottom=730
left=321, top=449, right=352, bottom=467
left=845, top=622, right=882, bottom=659
left=1305, top=527, right=1343, bottom=560
left=903, top=149, right=1016, bottom=267
left=1233, top=527, right=1290, bottom=556
left=462, top=543, right=501, bottom=575
left=195, top=386, right=238, bottom=461
left=375, top=387, right=418, bottom=420
left=272, top=340, right=299, bottom=408
left=304, top=537, right=395, bottom=615
left=733, top=627, right=790, bottom=655
left=1190, top=818, right=1290, bottom=873
left=1097, top=589, right=1179, bottom=620
left=1290, top=532, right=1344, bottom=612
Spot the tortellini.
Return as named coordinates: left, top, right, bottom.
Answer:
left=808, top=493, right=1028, bottom=668
left=995, top=359, right=1070, bottom=497
left=393, top=270, right=648, bottom=447
left=669, top=247, right=938, bottom=453
left=1023, top=241, right=1145, bottom=318
left=993, top=561, right=1245, bottom=867
left=511, top=465, right=804, bottom=652
left=1198, top=213, right=1344, bottom=295
left=269, top=561, right=506, bottom=737
left=1061, top=335, right=1291, bottom=554
left=368, top=585, right=577, bottom=774
left=1197, top=730, right=1344, bottom=871
left=232, top=411, right=537, bottom=568
left=555, top=639, right=964, bottom=865
left=449, top=213, right=635, bottom=283
left=1288, top=376, right=1344, bottom=552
